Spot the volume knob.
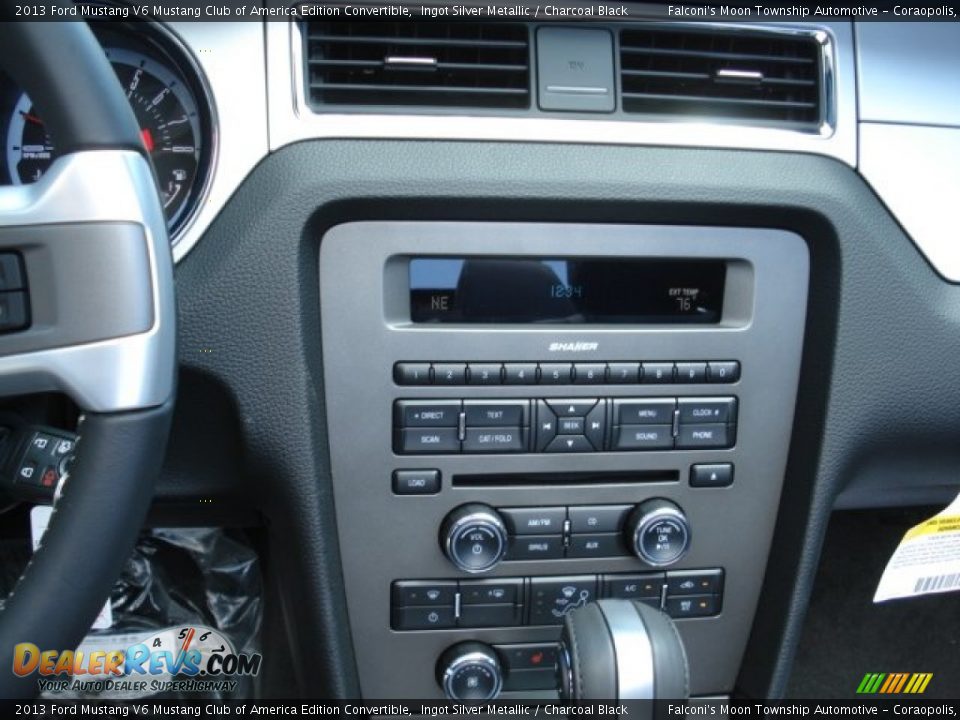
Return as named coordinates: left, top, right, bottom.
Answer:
left=625, top=499, right=691, bottom=567
left=439, top=503, right=508, bottom=574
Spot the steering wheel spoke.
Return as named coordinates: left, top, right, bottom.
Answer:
left=0, top=150, right=174, bottom=412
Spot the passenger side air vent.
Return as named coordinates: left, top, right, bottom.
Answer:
left=619, top=27, right=823, bottom=126
left=304, top=22, right=530, bottom=110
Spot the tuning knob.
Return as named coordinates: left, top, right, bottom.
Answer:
left=624, top=499, right=691, bottom=567
left=437, top=642, right=503, bottom=700
left=439, top=503, right=508, bottom=573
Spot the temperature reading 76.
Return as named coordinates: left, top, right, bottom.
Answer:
left=670, top=287, right=701, bottom=313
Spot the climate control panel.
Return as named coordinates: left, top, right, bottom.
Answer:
left=395, top=396, right=738, bottom=455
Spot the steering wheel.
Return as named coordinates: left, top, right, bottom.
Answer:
left=0, top=19, right=176, bottom=697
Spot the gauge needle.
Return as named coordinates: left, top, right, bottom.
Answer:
left=140, top=128, right=155, bottom=153
left=19, top=111, right=43, bottom=125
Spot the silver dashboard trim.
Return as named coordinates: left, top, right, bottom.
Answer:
left=0, top=151, right=175, bottom=412
left=598, top=599, right=655, bottom=701
left=266, top=20, right=856, bottom=167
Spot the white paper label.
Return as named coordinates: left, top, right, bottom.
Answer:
left=30, top=505, right=113, bottom=629
left=874, top=492, right=960, bottom=602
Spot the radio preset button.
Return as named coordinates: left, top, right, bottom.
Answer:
left=394, top=363, right=432, bottom=385
left=397, top=428, right=460, bottom=454
left=539, top=363, right=573, bottom=384
left=614, top=425, right=674, bottom=451
left=464, top=400, right=528, bottom=427
left=468, top=363, right=503, bottom=385
left=504, top=363, right=538, bottom=385
left=677, top=397, right=737, bottom=424
left=642, top=362, right=675, bottom=384
left=434, top=363, right=467, bottom=385
left=501, top=507, right=566, bottom=536
left=395, top=400, right=461, bottom=428
left=707, top=361, right=740, bottom=383
left=573, top=363, right=606, bottom=384
left=675, top=362, right=707, bottom=384
left=606, top=363, right=640, bottom=384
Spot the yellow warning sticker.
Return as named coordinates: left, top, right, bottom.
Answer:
left=874, top=493, right=960, bottom=602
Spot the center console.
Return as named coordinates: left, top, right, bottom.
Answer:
left=319, top=221, right=808, bottom=698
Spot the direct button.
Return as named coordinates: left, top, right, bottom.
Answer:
left=501, top=507, right=566, bottom=536
left=395, top=400, right=461, bottom=428
left=463, top=428, right=525, bottom=453
left=677, top=397, right=737, bottom=424
left=398, top=428, right=460, bottom=454
left=392, top=469, right=441, bottom=495
left=615, top=398, right=675, bottom=425
left=464, top=400, right=527, bottom=427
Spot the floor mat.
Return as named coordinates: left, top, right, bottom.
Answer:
left=786, top=508, right=960, bottom=699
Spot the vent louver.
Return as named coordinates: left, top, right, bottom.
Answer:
left=304, top=22, right=530, bottom=110
left=619, top=27, right=823, bottom=126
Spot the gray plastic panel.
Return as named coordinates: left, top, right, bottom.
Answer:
left=537, top=27, right=616, bottom=113
left=319, top=221, right=808, bottom=698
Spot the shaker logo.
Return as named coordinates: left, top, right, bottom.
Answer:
left=548, top=342, right=599, bottom=352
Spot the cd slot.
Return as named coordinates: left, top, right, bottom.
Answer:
left=452, top=470, right=678, bottom=487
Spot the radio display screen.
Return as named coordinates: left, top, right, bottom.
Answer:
left=409, top=257, right=726, bottom=324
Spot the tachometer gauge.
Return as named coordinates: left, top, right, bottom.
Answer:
left=6, top=44, right=208, bottom=235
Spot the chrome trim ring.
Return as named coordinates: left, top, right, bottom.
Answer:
left=441, top=650, right=503, bottom=701
left=632, top=506, right=691, bottom=568
left=444, top=509, right=508, bottom=574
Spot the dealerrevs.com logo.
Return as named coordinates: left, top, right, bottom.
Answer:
left=12, top=625, right=261, bottom=697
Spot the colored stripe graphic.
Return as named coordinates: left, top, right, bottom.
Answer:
left=857, top=672, right=932, bottom=694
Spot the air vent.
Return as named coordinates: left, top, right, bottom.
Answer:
left=619, top=28, right=822, bottom=126
left=304, top=22, right=530, bottom=110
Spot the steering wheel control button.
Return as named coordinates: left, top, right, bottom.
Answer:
left=707, top=361, right=741, bottom=383
left=529, top=576, right=598, bottom=626
left=395, top=400, right=460, bottom=427
left=392, top=469, right=440, bottom=495
left=568, top=505, right=631, bottom=534
left=626, top=499, right=691, bottom=567
left=676, top=423, right=731, bottom=449
left=392, top=606, right=456, bottom=631
left=502, top=507, right=566, bottom=536
left=508, top=535, right=565, bottom=560
left=503, top=363, right=538, bottom=385
left=614, top=424, right=674, bottom=450
left=394, top=362, right=432, bottom=385
left=690, top=463, right=734, bottom=488
left=0, top=290, right=28, bottom=333
left=678, top=397, right=737, bottom=424
left=397, top=428, right=460, bottom=454
left=0, top=253, right=26, bottom=290
left=666, top=569, right=724, bottom=596
left=665, top=594, right=720, bottom=619
left=464, top=400, right=528, bottom=427
left=615, top=398, right=676, bottom=425
left=440, top=504, right=508, bottom=573
left=642, top=362, right=676, bottom=383
left=392, top=580, right=457, bottom=607
left=437, top=642, right=503, bottom=701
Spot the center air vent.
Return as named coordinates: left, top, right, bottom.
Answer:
left=619, top=27, right=823, bottom=126
left=304, top=22, right=530, bottom=110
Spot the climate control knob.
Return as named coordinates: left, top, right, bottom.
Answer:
left=437, top=642, right=503, bottom=700
left=439, top=503, right=508, bottom=573
left=624, top=498, right=691, bottom=567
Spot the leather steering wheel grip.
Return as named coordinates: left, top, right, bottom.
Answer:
left=560, top=599, right=690, bottom=703
left=0, top=18, right=175, bottom=698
